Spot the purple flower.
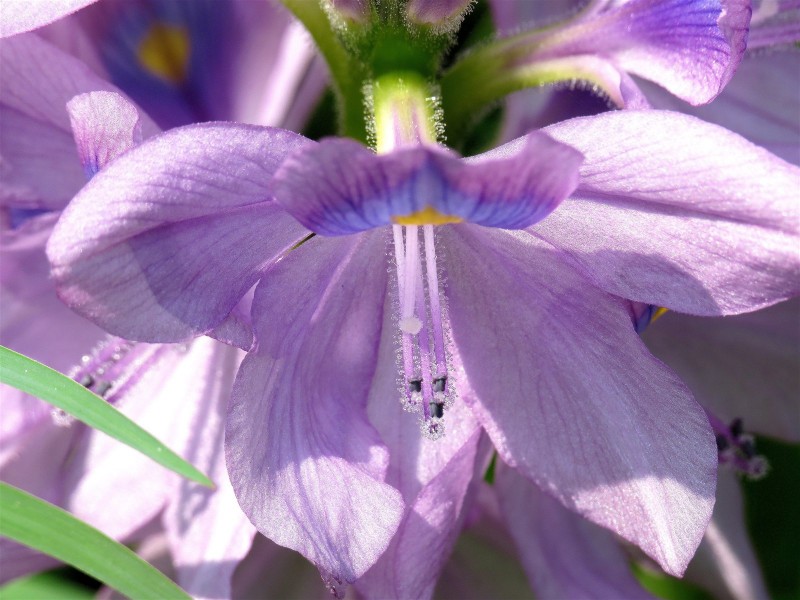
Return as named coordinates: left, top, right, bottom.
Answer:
left=45, top=98, right=800, bottom=593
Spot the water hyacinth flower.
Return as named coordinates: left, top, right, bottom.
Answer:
left=4, top=0, right=800, bottom=597
left=45, top=53, right=800, bottom=592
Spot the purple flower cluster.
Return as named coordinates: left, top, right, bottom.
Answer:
left=1, top=0, right=798, bottom=598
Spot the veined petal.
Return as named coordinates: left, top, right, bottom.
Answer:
left=226, top=233, right=404, bottom=585
left=495, top=463, right=653, bottom=599
left=357, top=305, right=484, bottom=599
left=62, top=342, right=197, bottom=542
left=72, top=0, right=314, bottom=129
left=47, top=123, right=312, bottom=342
left=67, top=91, right=143, bottom=178
left=0, top=33, right=155, bottom=210
left=536, top=110, right=800, bottom=316
left=443, top=225, right=717, bottom=576
left=507, top=0, right=750, bottom=105
left=273, top=134, right=582, bottom=235
left=356, top=428, right=483, bottom=600
left=161, top=339, right=256, bottom=600
left=0, top=0, right=97, bottom=38
left=643, top=300, right=800, bottom=442
left=640, top=49, right=800, bottom=165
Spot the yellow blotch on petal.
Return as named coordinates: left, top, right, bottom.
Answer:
left=392, top=205, right=463, bottom=226
left=138, top=23, right=191, bottom=84
left=651, top=307, right=669, bottom=322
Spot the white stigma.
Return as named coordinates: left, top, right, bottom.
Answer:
left=399, top=315, right=423, bottom=334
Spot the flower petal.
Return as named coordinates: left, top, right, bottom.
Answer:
left=0, top=214, right=107, bottom=469
left=498, top=0, right=749, bottom=106
left=643, top=300, right=800, bottom=442
left=357, top=305, right=485, bottom=599
left=536, top=110, right=800, bottom=316
left=47, top=123, right=311, bottom=342
left=0, top=34, right=158, bottom=210
left=161, top=339, right=256, bottom=600
left=640, top=49, right=800, bottom=165
left=495, top=463, right=653, bottom=599
left=273, top=134, right=582, bottom=235
left=67, top=91, right=143, bottom=178
left=226, top=233, right=404, bottom=585
left=607, top=0, right=750, bottom=104
left=62, top=344, right=195, bottom=541
left=442, top=225, right=717, bottom=576
left=407, top=0, right=474, bottom=26
left=0, top=0, right=97, bottom=38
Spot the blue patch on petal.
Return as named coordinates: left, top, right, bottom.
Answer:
left=89, top=0, right=233, bottom=128
left=8, top=208, right=51, bottom=229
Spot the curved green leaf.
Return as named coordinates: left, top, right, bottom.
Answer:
left=0, top=345, right=212, bottom=488
left=0, top=483, right=189, bottom=599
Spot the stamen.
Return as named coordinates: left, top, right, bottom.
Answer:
left=414, top=259, right=435, bottom=422
left=392, top=222, right=454, bottom=439
left=424, top=225, right=447, bottom=379
left=66, top=336, right=173, bottom=407
left=707, top=411, right=769, bottom=480
left=399, top=225, right=422, bottom=335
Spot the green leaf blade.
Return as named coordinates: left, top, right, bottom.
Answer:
left=0, top=345, right=212, bottom=488
left=0, top=483, right=189, bottom=600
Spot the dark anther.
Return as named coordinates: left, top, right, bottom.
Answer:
left=408, top=378, right=422, bottom=393
left=432, top=376, right=447, bottom=393
left=79, top=374, right=95, bottom=388
left=730, top=418, right=744, bottom=439
left=430, top=401, right=445, bottom=419
left=740, top=438, right=757, bottom=459
left=94, top=381, right=112, bottom=397
left=715, top=434, right=729, bottom=452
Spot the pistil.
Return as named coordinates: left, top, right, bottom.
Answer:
left=707, top=411, right=768, bottom=480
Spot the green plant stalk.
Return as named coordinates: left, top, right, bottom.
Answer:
left=282, top=0, right=369, bottom=142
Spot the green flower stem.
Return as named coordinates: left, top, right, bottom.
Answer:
left=372, top=71, right=440, bottom=152
left=441, top=40, right=569, bottom=145
left=282, top=0, right=369, bottom=142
